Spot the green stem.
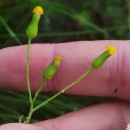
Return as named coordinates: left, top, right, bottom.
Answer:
left=24, top=79, right=46, bottom=123
left=24, top=105, right=33, bottom=124
left=26, top=39, right=33, bottom=105
left=33, top=79, right=46, bottom=103
left=33, top=67, right=93, bottom=112
left=19, top=115, right=24, bottom=123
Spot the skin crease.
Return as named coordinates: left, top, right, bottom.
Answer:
left=0, top=40, right=130, bottom=130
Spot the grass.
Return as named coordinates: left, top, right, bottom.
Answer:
left=0, top=0, right=129, bottom=124
left=0, top=90, right=110, bottom=124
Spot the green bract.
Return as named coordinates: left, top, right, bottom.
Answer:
left=92, top=51, right=110, bottom=69
left=92, top=46, right=116, bottom=69
left=43, top=60, right=59, bottom=80
left=26, top=14, right=40, bottom=39
left=43, top=56, right=63, bottom=80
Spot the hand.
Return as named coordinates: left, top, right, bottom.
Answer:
left=0, top=40, right=130, bottom=130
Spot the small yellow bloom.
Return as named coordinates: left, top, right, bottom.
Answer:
left=92, top=46, right=116, bottom=69
left=54, top=56, right=63, bottom=65
left=26, top=6, right=44, bottom=39
left=33, top=6, right=44, bottom=15
left=105, top=46, right=116, bottom=55
left=43, top=56, right=63, bottom=80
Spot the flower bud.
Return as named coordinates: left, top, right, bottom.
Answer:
left=92, top=46, right=116, bottom=69
left=43, top=56, right=63, bottom=80
left=26, top=6, right=44, bottom=39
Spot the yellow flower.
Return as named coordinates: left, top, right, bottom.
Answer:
left=105, top=46, right=116, bottom=55
left=43, top=56, right=63, bottom=80
left=33, top=6, right=44, bottom=15
left=92, top=46, right=116, bottom=69
left=26, top=6, right=44, bottom=39
left=54, top=56, right=63, bottom=65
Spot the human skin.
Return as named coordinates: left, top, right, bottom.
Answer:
left=0, top=40, right=130, bottom=130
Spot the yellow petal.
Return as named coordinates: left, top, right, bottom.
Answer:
left=105, top=46, right=116, bottom=55
left=33, top=6, right=44, bottom=15
left=54, top=56, right=63, bottom=65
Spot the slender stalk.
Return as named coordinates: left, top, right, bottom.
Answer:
left=33, top=79, right=46, bottom=103
left=24, top=104, right=33, bottom=124
left=33, top=67, right=93, bottom=112
left=19, top=115, right=24, bottom=123
left=26, top=39, right=33, bottom=104
left=24, top=67, right=93, bottom=123
left=24, top=79, right=46, bottom=123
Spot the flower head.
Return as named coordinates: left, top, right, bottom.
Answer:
left=43, top=56, right=63, bottom=80
left=26, top=6, right=44, bottom=39
left=33, top=6, right=44, bottom=15
left=54, top=56, right=63, bottom=65
left=105, top=46, right=116, bottom=55
left=92, top=46, right=116, bottom=69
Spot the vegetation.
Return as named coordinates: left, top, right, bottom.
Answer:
left=0, top=0, right=128, bottom=123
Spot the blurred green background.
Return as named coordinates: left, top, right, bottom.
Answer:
left=0, top=0, right=128, bottom=124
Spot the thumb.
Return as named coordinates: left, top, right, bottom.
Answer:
left=0, top=123, right=48, bottom=130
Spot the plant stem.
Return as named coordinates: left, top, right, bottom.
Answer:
left=33, top=67, right=93, bottom=112
left=24, top=79, right=46, bottom=123
left=33, top=79, right=46, bottom=103
left=26, top=39, right=33, bottom=105
left=19, top=115, right=24, bottom=123
left=24, top=105, right=33, bottom=124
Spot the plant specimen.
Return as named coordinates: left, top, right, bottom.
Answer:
left=21, top=5, right=116, bottom=124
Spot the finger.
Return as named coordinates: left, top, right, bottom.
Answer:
left=35, top=101, right=130, bottom=130
left=0, top=41, right=130, bottom=100
left=0, top=123, right=48, bottom=130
